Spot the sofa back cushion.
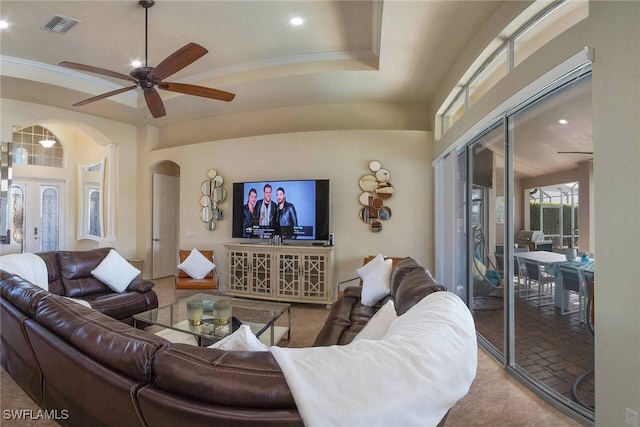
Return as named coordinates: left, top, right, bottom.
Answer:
left=34, top=293, right=168, bottom=382
left=35, top=251, right=64, bottom=295
left=151, top=344, right=296, bottom=409
left=24, top=319, right=153, bottom=427
left=57, top=248, right=113, bottom=297
left=391, top=258, right=446, bottom=316
left=0, top=271, right=50, bottom=318
left=389, top=257, right=424, bottom=296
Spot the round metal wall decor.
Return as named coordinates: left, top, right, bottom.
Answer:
left=358, top=160, right=394, bottom=232
left=200, top=168, right=226, bottom=231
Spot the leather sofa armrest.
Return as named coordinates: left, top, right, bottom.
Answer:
left=334, top=276, right=360, bottom=300
left=342, top=285, right=362, bottom=299
left=126, top=278, right=155, bottom=293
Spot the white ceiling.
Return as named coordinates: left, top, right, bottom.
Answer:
left=0, top=0, right=501, bottom=128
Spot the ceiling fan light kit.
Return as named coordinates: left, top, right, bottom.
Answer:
left=59, top=0, right=235, bottom=118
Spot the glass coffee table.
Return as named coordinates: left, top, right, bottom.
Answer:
left=133, top=293, right=291, bottom=347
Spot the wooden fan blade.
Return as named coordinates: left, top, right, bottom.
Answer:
left=558, top=151, right=593, bottom=154
left=144, top=88, right=166, bottom=118
left=72, top=85, right=138, bottom=107
left=147, top=43, right=208, bottom=82
left=158, top=82, right=235, bottom=102
left=59, top=62, right=137, bottom=83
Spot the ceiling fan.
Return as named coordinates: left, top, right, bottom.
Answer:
left=557, top=151, right=593, bottom=154
left=59, top=0, right=235, bottom=118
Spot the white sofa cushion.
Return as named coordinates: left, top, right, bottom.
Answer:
left=178, top=248, right=215, bottom=279
left=356, top=253, right=384, bottom=279
left=360, top=258, right=393, bottom=306
left=91, top=249, right=140, bottom=293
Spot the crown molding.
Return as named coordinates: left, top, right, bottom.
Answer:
left=0, top=56, right=139, bottom=108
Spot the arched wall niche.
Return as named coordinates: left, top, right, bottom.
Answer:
left=151, top=160, right=180, bottom=177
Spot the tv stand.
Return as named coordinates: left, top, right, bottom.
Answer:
left=224, top=243, right=334, bottom=305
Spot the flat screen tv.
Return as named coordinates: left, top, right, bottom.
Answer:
left=232, top=179, right=330, bottom=241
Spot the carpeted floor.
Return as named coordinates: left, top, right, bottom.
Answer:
left=1, top=277, right=582, bottom=426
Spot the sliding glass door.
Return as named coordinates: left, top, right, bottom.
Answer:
left=440, top=67, right=594, bottom=424
left=510, top=72, right=594, bottom=420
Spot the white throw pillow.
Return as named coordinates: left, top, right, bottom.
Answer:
left=91, top=249, right=140, bottom=293
left=360, top=258, right=393, bottom=307
left=353, top=300, right=397, bottom=341
left=178, top=248, right=216, bottom=280
left=356, top=253, right=384, bottom=280
left=207, top=324, right=268, bottom=351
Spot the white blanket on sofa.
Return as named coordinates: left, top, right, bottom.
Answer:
left=0, top=253, right=49, bottom=290
left=0, top=253, right=93, bottom=308
left=269, top=291, right=477, bottom=427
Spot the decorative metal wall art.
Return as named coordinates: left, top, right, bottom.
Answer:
left=359, top=160, right=394, bottom=232
left=200, top=169, right=226, bottom=230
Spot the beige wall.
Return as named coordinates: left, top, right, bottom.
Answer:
left=589, top=2, right=640, bottom=424
left=1, top=104, right=436, bottom=288
left=430, top=1, right=640, bottom=423
left=140, top=129, right=434, bottom=288
left=1, top=99, right=140, bottom=258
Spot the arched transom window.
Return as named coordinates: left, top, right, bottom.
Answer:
left=12, top=125, right=63, bottom=167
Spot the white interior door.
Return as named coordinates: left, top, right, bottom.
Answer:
left=10, top=178, right=66, bottom=253
left=152, top=173, right=178, bottom=278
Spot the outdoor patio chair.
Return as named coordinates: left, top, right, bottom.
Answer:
left=514, top=247, right=530, bottom=298
left=522, top=258, right=555, bottom=308
left=558, top=265, right=584, bottom=319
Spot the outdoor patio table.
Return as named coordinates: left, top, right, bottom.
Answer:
left=515, top=251, right=594, bottom=311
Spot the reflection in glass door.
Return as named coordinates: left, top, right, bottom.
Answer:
left=465, top=123, right=506, bottom=357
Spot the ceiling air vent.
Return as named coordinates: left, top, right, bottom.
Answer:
left=41, top=15, right=80, bottom=34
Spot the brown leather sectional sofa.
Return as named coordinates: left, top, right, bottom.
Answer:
left=37, top=248, right=158, bottom=324
left=314, top=257, right=446, bottom=346
left=1, top=254, right=452, bottom=426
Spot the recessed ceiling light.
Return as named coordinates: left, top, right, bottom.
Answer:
left=0, top=20, right=9, bottom=30
left=558, top=119, right=569, bottom=125
left=131, top=60, right=142, bottom=67
left=290, top=17, right=304, bottom=26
